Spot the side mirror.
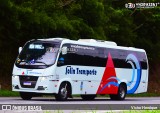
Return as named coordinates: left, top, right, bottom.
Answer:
left=57, top=57, right=64, bottom=66
left=19, top=47, right=22, bottom=54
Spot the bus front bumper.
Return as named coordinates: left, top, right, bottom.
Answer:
left=12, top=75, right=59, bottom=94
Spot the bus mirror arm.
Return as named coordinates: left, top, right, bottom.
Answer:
left=19, top=47, right=22, bottom=54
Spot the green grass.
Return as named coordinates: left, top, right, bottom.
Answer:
left=0, top=90, right=160, bottom=97
left=96, top=93, right=160, bottom=97
left=43, top=110, right=160, bottom=113
left=127, top=93, right=160, bottom=97
left=0, top=90, right=19, bottom=97
left=123, top=110, right=160, bottom=113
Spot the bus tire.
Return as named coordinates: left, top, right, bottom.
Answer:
left=55, top=82, right=70, bottom=101
left=20, top=92, right=32, bottom=100
left=110, top=84, right=126, bottom=100
left=81, top=95, right=96, bottom=100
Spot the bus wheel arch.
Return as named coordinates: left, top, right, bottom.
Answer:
left=110, top=82, right=127, bottom=100
left=55, top=81, right=72, bottom=101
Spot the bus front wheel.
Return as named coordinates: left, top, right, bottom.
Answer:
left=55, top=82, right=70, bottom=101
left=20, top=92, right=32, bottom=100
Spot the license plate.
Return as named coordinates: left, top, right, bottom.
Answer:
left=23, top=82, right=31, bottom=86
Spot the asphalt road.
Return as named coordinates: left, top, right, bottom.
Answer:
left=0, top=97, right=160, bottom=112
left=0, top=97, right=160, bottom=104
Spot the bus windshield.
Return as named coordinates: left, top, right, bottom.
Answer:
left=15, top=40, right=61, bottom=69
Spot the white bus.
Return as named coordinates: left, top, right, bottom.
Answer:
left=12, top=38, right=148, bottom=101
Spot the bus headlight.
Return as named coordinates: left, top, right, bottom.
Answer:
left=12, top=75, right=18, bottom=80
left=41, top=76, right=48, bottom=81
left=40, top=75, right=53, bottom=81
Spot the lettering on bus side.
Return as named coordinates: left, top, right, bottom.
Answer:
left=65, top=66, right=97, bottom=76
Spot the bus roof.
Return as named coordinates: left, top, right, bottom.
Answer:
left=37, top=38, right=145, bottom=52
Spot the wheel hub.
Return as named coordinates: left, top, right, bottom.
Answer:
left=120, top=88, right=125, bottom=98
left=60, top=88, right=67, bottom=98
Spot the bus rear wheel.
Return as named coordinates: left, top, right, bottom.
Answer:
left=109, top=84, right=126, bottom=100
left=20, top=92, right=32, bottom=100
left=55, top=82, right=70, bottom=101
left=81, top=95, right=96, bottom=100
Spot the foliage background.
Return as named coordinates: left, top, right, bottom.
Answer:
left=0, top=0, right=160, bottom=94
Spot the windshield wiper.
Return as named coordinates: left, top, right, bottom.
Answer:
left=18, top=60, right=49, bottom=66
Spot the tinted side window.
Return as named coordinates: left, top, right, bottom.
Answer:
left=57, top=44, right=106, bottom=67
left=57, top=44, right=147, bottom=69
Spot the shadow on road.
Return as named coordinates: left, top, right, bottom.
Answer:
left=14, top=97, right=142, bottom=102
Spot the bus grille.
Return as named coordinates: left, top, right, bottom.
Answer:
left=19, top=76, right=38, bottom=88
